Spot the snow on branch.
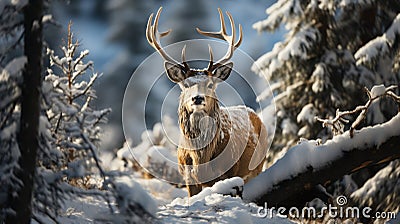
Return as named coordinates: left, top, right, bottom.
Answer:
left=339, top=0, right=376, bottom=8
left=316, top=84, right=400, bottom=137
left=253, top=0, right=303, bottom=32
left=351, top=160, right=400, bottom=212
left=355, top=13, right=400, bottom=67
left=252, top=26, right=320, bottom=78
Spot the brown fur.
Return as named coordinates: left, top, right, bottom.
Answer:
left=177, top=96, right=268, bottom=196
left=145, top=7, right=266, bottom=197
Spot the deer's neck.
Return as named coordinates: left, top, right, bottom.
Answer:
left=178, top=103, right=221, bottom=150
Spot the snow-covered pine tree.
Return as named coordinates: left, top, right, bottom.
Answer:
left=44, top=21, right=111, bottom=187
left=0, top=0, right=43, bottom=222
left=253, top=0, right=400, bottom=220
left=39, top=22, right=156, bottom=223
left=0, top=17, right=113, bottom=220
left=1, top=1, right=157, bottom=219
left=255, top=0, right=400, bottom=166
left=254, top=0, right=400, bottom=164
left=0, top=1, right=26, bottom=214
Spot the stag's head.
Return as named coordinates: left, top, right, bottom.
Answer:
left=146, top=7, right=242, bottom=115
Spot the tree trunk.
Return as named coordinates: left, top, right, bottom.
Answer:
left=6, top=0, right=43, bottom=223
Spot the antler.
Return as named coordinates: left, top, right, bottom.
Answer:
left=146, top=7, right=189, bottom=70
left=196, top=8, right=243, bottom=72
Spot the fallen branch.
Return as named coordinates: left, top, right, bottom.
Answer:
left=243, top=112, right=400, bottom=207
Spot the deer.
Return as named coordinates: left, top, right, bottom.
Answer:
left=146, top=7, right=268, bottom=197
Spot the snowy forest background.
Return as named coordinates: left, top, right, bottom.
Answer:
left=1, top=0, right=400, bottom=223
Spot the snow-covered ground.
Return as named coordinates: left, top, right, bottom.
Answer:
left=53, top=175, right=294, bottom=224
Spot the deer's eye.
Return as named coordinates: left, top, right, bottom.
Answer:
left=207, top=83, right=213, bottom=89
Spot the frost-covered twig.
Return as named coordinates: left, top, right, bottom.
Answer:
left=72, top=73, right=98, bottom=101
left=80, top=132, right=106, bottom=178
left=316, top=84, right=399, bottom=137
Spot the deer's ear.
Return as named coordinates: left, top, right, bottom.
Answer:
left=212, top=62, right=233, bottom=81
left=165, top=61, right=186, bottom=83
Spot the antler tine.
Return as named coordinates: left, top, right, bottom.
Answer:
left=196, top=8, right=227, bottom=40
left=236, top=24, right=243, bottom=48
left=218, top=11, right=235, bottom=63
left=181, top=45, right=190, bottom=70
left=207, top=44, right=214, bottom=71
left=196, top=8, right=243, bottom=71
left=145, top=13, right=155, bottom=44
left=146, top=7, right=179, bottom=65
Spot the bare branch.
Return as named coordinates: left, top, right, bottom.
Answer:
left=316, top=85, right=400, bottom=137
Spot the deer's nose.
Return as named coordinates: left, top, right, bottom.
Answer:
left=192, top=95, right=205, bottom=105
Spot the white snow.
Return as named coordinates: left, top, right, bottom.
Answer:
left=280, top=26, right=319, bottom=60
left=253, top=0, right=303, bottom=32
left=147, top=146, right=177, bottom=164
left=351, top=160, right=400, bottom=205
left=134, top=178, right=187, bottom=206
left=311, top=63, right=329, bottom=93
left=42, top=14, right=53, bottom=23
left=117, top=117, right=180, bottom=182
left=252, top=26, right=319, bottom=78
left=2, top=56, right=27, bottom=78
left=160, top=192, right=294, bottom=224
left=11, top=0, right=27, bottom=8
left=256, top=81, right=282, bottom=102
left=281, top=118, right=298, bottom=135
left=158, top=194, right=293, bottom=224
left=38, top=174, right=294, bottom=223
left=339, top=0, right=374, bottom=8
left=114, top=176, right=158, bottom=216
left=297, top=104, right=317, bottom=124
left=355, top=13, right=400, bottom=66
left=160, top=177, right=294, bottom=224
left=0, top=122, right=17, bottom=140
left=318, top=0, right=336, bottom=11
left=171, top=177, right=244, bottom=207
left=297, top=125, right=310, bottom=137
left=244, top=112, right=400, bottom=201
left=34, top=195, right=111, bottom=224
left=370, top=84, right=386, bottom=98
left=355, top=36, right=390, bottom=65
left=66, top=161, right=85, bottom=178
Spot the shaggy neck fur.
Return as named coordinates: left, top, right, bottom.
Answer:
left=178, top=98, right=221, bottom=153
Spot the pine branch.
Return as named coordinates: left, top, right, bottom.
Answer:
left=72, top=73, right=98, bottom=101
left=0, top=100, right=17, bottom=130
left=80, top=132, right=106, bottom=179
